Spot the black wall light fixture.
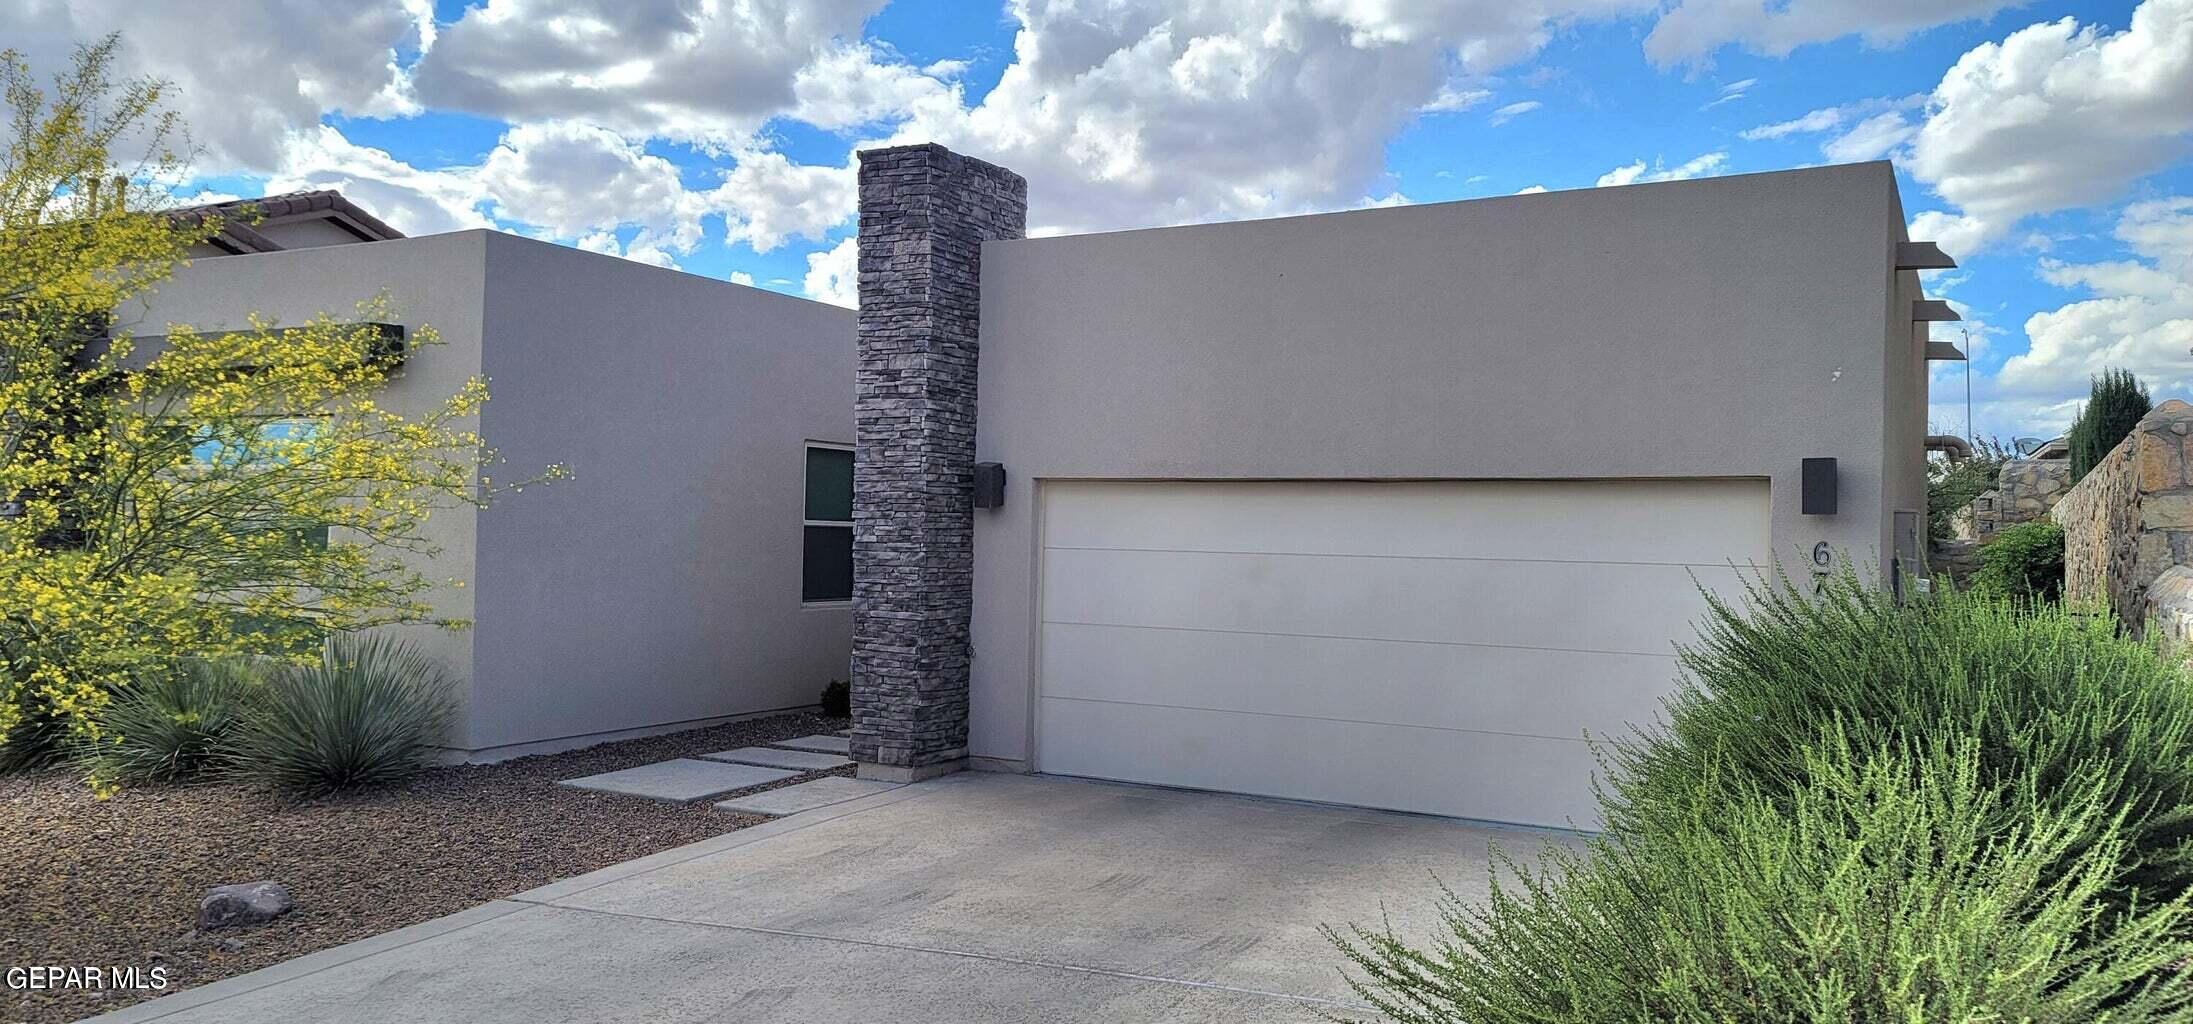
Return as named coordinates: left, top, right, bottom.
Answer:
left=973, top=462, right=1007, bottom=509
left=1801, top=457, right=1838, bottom=515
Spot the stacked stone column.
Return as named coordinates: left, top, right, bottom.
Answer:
left=849, top=144, right=1027, bottom=781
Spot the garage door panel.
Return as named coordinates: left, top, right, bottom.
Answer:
left=1039, top=621, right=1674, bottom=742
left=1041, top=546, right=1750, bottom=657
left=1042, top=479, right=1768, bottom=567
left=1033, top=478, right=1768, bottom=828
left=1039, top=698, right=1602, bottom=829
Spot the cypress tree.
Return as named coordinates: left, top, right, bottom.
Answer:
left=2067, top=368, right=2151, bottom=483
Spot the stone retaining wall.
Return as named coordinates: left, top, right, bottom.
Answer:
left=1956, top=457, right=2070, bottom=539
left=2145, top=565, right=2193, bottom=652
left=2055, top=399, right=2193, bottom=632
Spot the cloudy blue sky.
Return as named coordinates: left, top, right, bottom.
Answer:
left=8, top=0, right=2190, bottom=441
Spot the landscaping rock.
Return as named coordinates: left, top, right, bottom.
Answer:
left=198, top=882, right=293, bottom=931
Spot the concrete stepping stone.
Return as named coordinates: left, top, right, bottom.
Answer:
left=559, top=759, right=797, bottom=803
left=713, top=776, right=901, bottom=816
left=772, top=734, right=850, bottom=755
left=700, top=746, right=852, bottom=771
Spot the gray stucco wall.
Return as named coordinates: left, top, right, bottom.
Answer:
left=468, top=232, right=854, bottom=753
left=134, top=232, right=490, bottom=721
left=128, top=230, right=855, bottom=755
left=967, top=160, right=1926, bottom=767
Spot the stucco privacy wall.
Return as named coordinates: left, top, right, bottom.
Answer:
left=966, top=161, right=1927, bottom=768
left=2056, top=399, right=2193, bottom=632
left=132, top=232, right=488, bottom=725
left=136, top=231, right=856, bottom=755
left=469, top=233, right=854, bottom=753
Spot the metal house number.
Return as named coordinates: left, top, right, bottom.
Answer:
left=1811, top=542, right=1833, bottom=594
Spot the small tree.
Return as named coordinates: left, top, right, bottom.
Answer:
left=2067, top=368, right=2150, bottom=482
left=0, top=38, right=559, bottom=765
left=1925, top=435, right=2010, bottom=543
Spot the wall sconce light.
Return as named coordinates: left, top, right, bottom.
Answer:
left=1802, top=458, right=1838, bottom=515
left=973, top=462, right=1006, bottom=509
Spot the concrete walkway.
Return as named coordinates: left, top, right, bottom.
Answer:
left=90, top=773, right=1580, bottom=1023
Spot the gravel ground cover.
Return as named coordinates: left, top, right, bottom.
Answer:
left=1, top=711, right=850, bottom=1024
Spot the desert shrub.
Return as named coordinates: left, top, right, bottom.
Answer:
left=78, top=658, right=259, bottom=787
left=1330, top=736, right=2193, bottom=1023
left=819, top=678, right=850, bottom=717
left=1609, top=570, right=2193, bottom=916
left=226, top=633, right=455, bottom=794
left=1972, top=520, right=2065, bottom=601
left=2069, top=368, right=2150, bottom=483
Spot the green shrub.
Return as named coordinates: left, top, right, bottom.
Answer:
left=2069, top=368, right=2150, bottom=483
left=1972, top=519, right=2065, bottom=601
left=1610, top=571, right=2193, bottom=917
left=78, top=658, right=259, bottom=787
left=1330, top=736, right=2193, bottom=1022
left=1927, top=436, right=2011, bottom=543
left=819, top=678, right=850, bottom=718
left=226, top=633, right=455, bottom=794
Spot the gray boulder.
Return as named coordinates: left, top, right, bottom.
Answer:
left=199, top=881, right=293, bottom=930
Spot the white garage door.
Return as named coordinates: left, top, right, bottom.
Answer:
left=1034, top=479, right=1770, bottom=829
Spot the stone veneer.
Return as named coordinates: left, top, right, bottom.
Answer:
left=1955, top=457, right=2070, bottom=539
left=848, top=144, right=1027, bottom=780
left=2144, top=565, right=2193, bottom=652
left=2055, top=399, right=2193, bottom=632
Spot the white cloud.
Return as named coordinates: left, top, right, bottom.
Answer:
left=803, top=236, right=858, bottom=308
left=729, top=270, right=756, bottom=286
left=1595, top=151, right=1729, bottom=187
left=1992, top=197, right=2193, bottom=405
left=268, top=118, right=851, bottom=267
left=1420, top=85, right=1492, bottom=112
left=267, top=126, right=493, bottom=236
left=869, top=0, right=1661, bottom=235
left=1741, top=105, right=1848, bottom=140
left=1514, top=184, right=1550, bottom=194
left=1906, top=0, right=2193, bottom=256
left=409, top=0, right=889, bottom=149
left=475, top=121, right=702, bottom=246
left=1702, top=76, right=1756, bottom=108
left=1, top=0, right=428, bottom=171
left=1819, top=109, right=1914, bottom=162
left=708, top=150, right=857, bottom=253
left=1489, top=100, right=1543, bottom=125
left=1645, top=0, right=2022, bottom=66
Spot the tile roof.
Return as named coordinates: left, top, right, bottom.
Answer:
left=172, top=189, right=404, bottom=253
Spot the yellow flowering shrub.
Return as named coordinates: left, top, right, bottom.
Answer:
left=0, top=38, right=562, bottom=761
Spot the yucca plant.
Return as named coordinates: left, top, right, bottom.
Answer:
left=226, top=633, right=456, bottom=794
left=77, top=657, right=260, bottom=787
left=1330, top=736, right=2193, bottom=1023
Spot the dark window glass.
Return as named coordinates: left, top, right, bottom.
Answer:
left=803, top=525, right=854, bottom=602
left=805, top=447, right=853, bottom=523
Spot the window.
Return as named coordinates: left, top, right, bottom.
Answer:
left=803, top=444, right=854, bottom=603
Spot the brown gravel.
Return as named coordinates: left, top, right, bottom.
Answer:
left=0, top=711, right=851, bottom=1024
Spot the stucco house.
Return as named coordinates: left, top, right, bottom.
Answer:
left=134, top=193, right=855, bottom=761
left=845, top=146, right=1961, bottom=830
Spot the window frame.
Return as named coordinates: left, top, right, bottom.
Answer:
left=801, top=441, right=855, bottom=608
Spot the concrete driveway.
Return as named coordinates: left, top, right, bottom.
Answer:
left=91, top=772, right=1579, bottom=1023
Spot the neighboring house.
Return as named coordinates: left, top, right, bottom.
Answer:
left=846, top=147, right=1959, bottom=830
left=130, top=193, right=854, bottom=761
left=1955, top=436, right=2071, bottom=539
